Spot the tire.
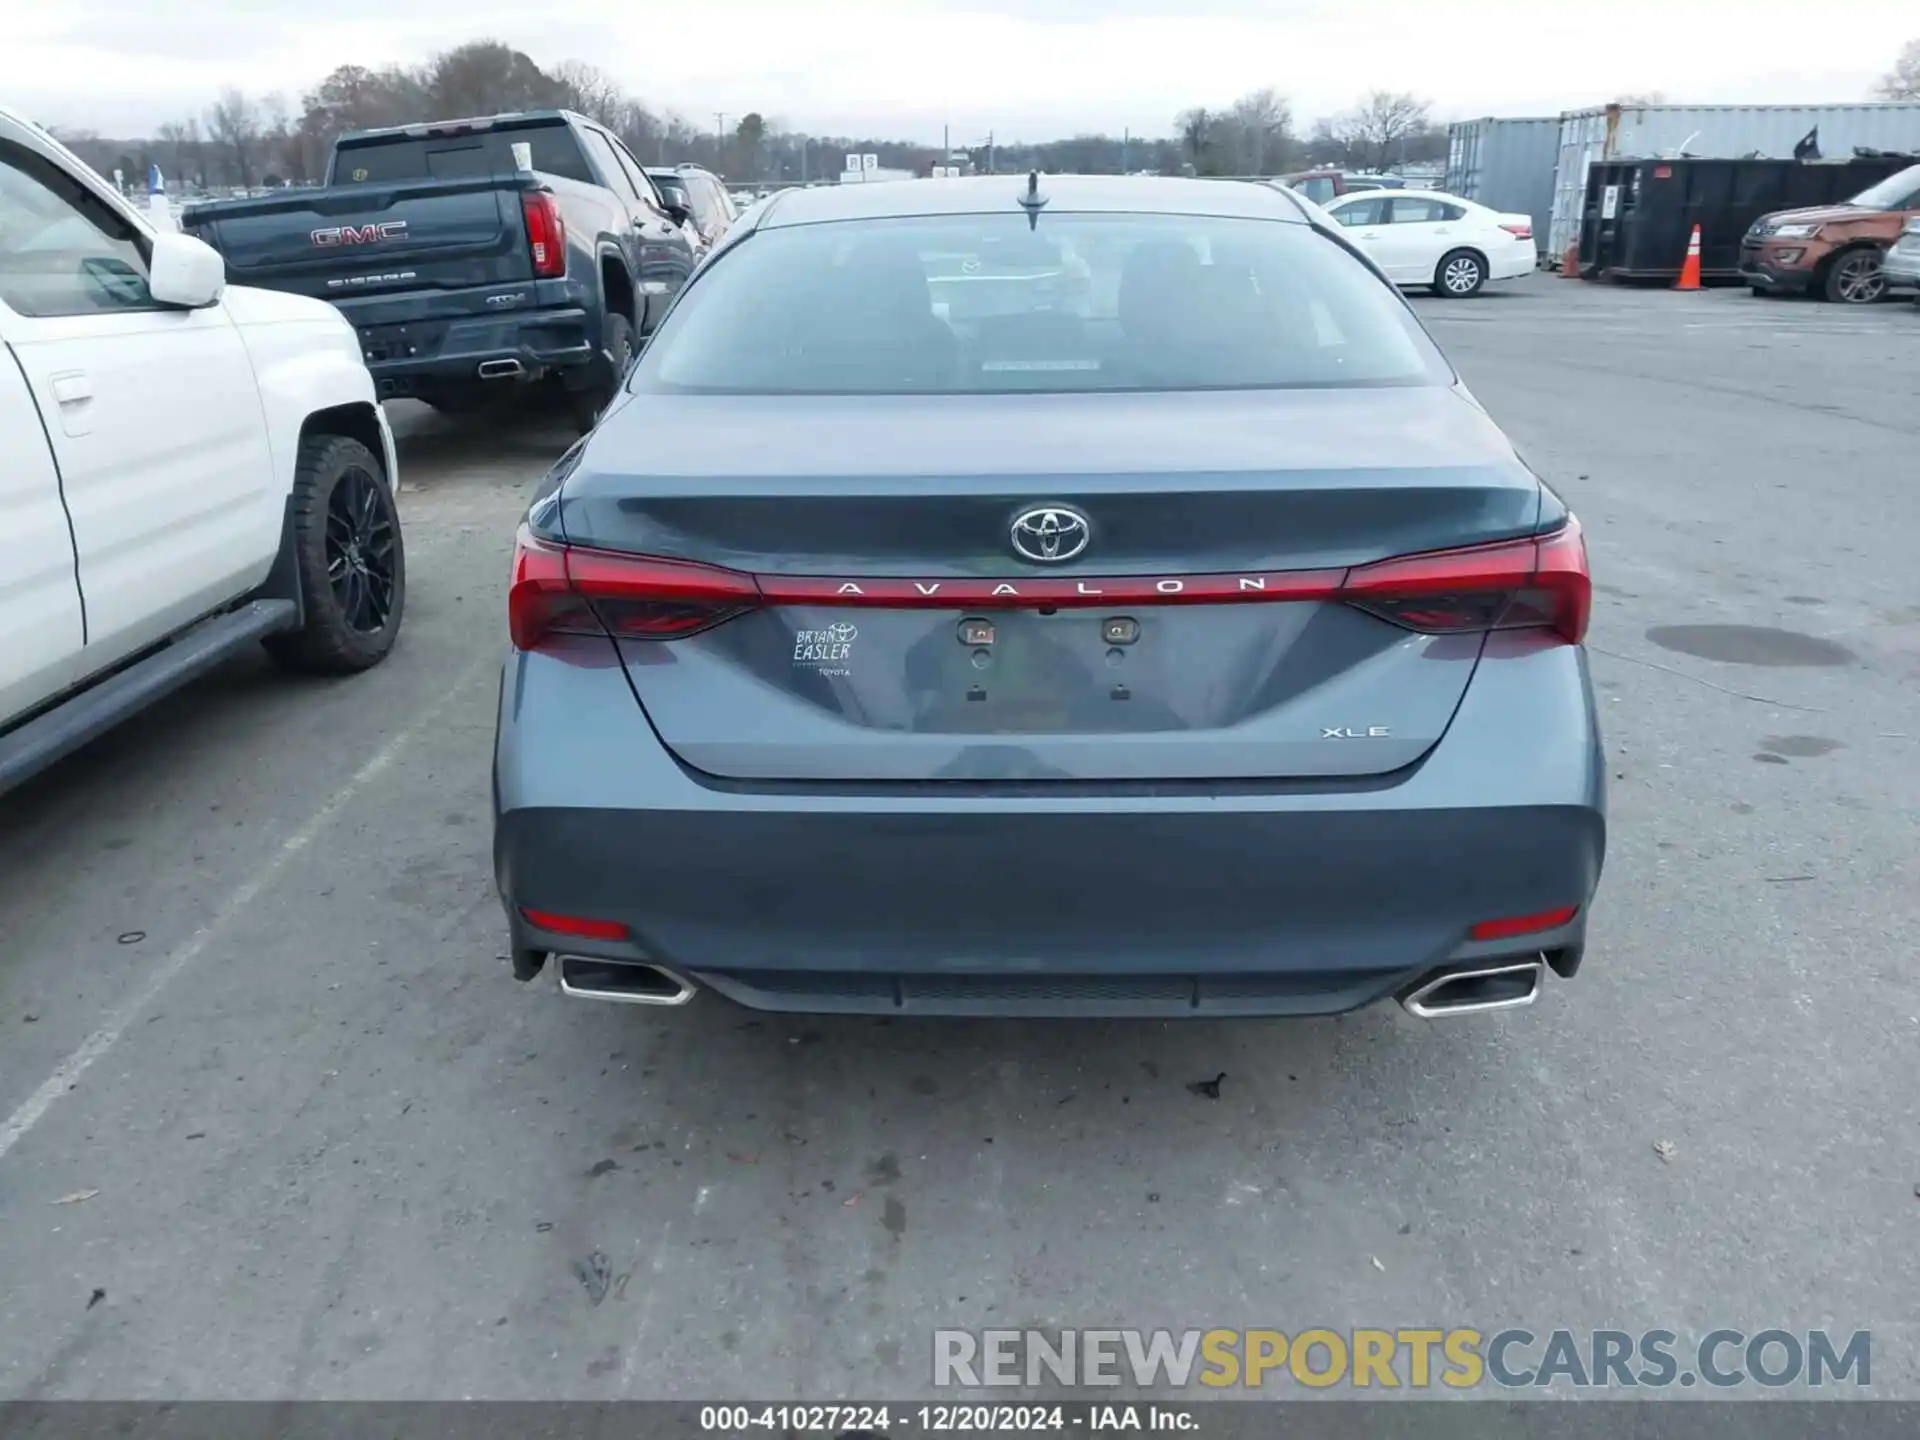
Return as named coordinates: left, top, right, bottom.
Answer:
left=1749, top=284, right=1771, bottom=297
left=1433, top=249, right=1487, bottom=298
left=1822, top=247, right=1886, bottom=305
left=568, top=311, right=634, bottom=434
left=263, top=434, right=405, bottom=675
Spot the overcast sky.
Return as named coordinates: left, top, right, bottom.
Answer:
left=4, top=0, right=1913, bottom=140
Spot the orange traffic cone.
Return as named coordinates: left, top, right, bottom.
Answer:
left=1675, top=224, right=1702, bottom=290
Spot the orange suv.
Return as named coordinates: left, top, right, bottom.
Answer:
left=1740, top=162, right=1920, bottom=303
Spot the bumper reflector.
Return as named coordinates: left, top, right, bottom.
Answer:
left=1468, top=906, right=1579, bottom=942
left=519, top=907, right=629, bottom=941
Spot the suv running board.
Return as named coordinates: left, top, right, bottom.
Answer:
left=0, top=600, right=298, bottom=799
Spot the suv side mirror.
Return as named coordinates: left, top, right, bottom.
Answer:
left=662, top=199, right=694, bottom=227
left=149, top=232, right=227, bottom=308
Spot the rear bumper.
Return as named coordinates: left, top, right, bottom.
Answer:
left=493, top=632, right=1607, bottom=1018
left=341, top=305, right=598, bottom=398
left=1489, top=243, right=1539, bottom=282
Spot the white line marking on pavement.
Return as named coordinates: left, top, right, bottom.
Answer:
left=618, top=1218, right=677, bottom=1394
left=0, top=654, right=494, bottom=1166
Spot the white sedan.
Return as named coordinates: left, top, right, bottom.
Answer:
left=1321, top=188, right=1537, bottom=297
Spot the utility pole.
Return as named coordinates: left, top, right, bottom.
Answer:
left=1122, top=127, right=1130, bottom=174
left=714, top=113, right=727, bottom=169
left=987, top=130, right=995, bottom=174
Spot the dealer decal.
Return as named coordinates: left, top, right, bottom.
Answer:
left=793, top=622, right=858, bottom=676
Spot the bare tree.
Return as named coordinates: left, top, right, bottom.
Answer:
left=300, top=62, right=427, bottom=151
left=259, top=91, right=298, bottom=185
left=1305, top=115, right=1350, bottom=168
left=1331, top=90, right=1431, bottom=172
left=156, top=120, right=191, bottom=185
left=1176, top=107, right=1213, bottom=172
left=424, top=40, right=568, bottom=118
left=1876, top=38, right=1920, bottom=99
left=206, top=88, right=262, bottom=189
left=185, top=117, right=209, bottom=190
left=551, top=60, right=624, bottom=124
left=732, top=112, right=768, bottom=180
left=1224, top=87, right=1294, bottom=175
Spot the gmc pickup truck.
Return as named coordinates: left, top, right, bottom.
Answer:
left=183, top=110, right=703, bottom=428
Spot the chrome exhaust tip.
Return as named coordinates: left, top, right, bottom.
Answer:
left=477, top=358, right=526, bottom=379
left=1400, top=958, right=1545, bottom=1019
left=555, top=955, right=697, bottom=1006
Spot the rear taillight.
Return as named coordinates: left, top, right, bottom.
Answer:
left=522, top=191, right=566, bottom=278
left=1500, top=221, right=1532, bottom=239
left=1340, top=518, right=1590, bottom=645
left=508, top=528, right=758, bottom=649
left=507, top=520, right=1591, bottom=650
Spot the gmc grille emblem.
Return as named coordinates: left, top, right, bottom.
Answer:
left=311, top=221, right=409, bottom=247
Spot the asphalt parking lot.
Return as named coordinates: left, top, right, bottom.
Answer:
left=0, top=274, right=1915, bottom=1401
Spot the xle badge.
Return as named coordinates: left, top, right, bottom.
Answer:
left=793, top=622, right=857, bottom=677
left=1322, top=726, right=1391, bottom=739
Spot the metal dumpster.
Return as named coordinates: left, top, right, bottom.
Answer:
left=1546, top=102, right=1920, bottom=264
left=1573, top=155, right=1916, bottom=281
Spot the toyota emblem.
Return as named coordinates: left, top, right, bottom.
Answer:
left=1009, top=506, right=1091, bottom=564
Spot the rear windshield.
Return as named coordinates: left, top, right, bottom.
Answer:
left=633, top=212, right=1450, bottom=395
left=330, top=124, right=592, bottom=185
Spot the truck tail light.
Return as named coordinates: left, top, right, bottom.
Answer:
left=522, top=192, right=567, bottom=279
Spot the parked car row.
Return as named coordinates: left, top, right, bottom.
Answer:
left=1, top=98, right=752, bottom=801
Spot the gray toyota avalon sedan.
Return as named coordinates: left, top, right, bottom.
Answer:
left=492, top=173, right=1605, bottom=1020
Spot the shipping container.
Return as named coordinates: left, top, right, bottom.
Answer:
left=1446, top=117, right=1559, bottom=257
left=1545, top=102, right=1920, bottom=263
left=1574, top=155, right=1913, bottom=280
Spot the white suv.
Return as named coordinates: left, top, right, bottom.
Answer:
left=0, top=105, right=405, bottom=795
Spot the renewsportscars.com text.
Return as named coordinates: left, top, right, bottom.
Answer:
left=933, top=1327, right=1872, bottom=1391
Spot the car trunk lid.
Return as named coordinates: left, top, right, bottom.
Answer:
left=536, top=386, right=1556, bottom=784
